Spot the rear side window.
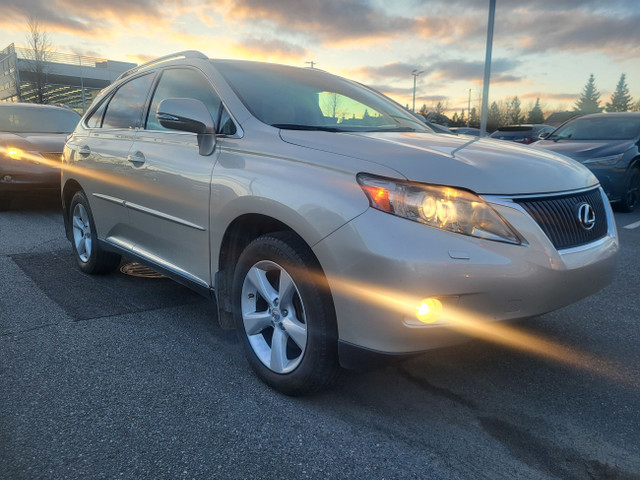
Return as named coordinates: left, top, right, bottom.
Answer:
left=102, top=73, right=155, bottom=130
left=146, top=68, right=223, bottom=131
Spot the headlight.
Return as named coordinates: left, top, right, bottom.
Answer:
left=7, top=147, right=24, bottom=160
left=357, top=173, right=521, bottom=245
left=582, top=154, right=623, bottom=166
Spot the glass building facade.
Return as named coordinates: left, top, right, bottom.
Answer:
left=0, top=43, right=136, bottom=113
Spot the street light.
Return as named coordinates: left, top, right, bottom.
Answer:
left=411, top=69, right=424, bottom=112
left=466, top=88, right=474, bottom=127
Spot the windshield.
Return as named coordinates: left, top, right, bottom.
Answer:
left=214, top=60, right=429, bottom=133
left=0, top=105, right=80, bottom=134
left=548, top=116, right=640, bottom=141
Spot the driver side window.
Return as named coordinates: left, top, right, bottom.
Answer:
left=146, top=68, right=230, bottom=133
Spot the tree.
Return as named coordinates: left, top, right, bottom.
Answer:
left=320, top=93, right=346, bottom=122
left=574, top=74, right=603, bottom=114
left=25, top=17, right=51, bottom=104
left=469, top=107, right=479, bottom=128
left=509, top=96, right=524, bottom=124
left=527, top=98, right=544, bottom=124
left=606, top=74, right=633, bottom=112
left=487, top=101, right=502, bottom=132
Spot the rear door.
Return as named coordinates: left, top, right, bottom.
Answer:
left=69, top=73, right=155, bottom=250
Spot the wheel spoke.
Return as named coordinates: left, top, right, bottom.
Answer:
left=73, top=216, right=84, bottom=230
left=246, top=267, right=278, bottom=305
left=77, top=236, right=86, bottom=256
left=270, top=327, right=289, bottom=372
left=278, top=272, right=296, bottom=305
left=282, top=317, right=307, bottom=350
left=243, top=311, right=273, bottom=336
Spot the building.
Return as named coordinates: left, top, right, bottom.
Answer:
left=0, top=43, right=136, bottom=112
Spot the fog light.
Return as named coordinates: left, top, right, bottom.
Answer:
left=416, top=298, right=443, bottom=323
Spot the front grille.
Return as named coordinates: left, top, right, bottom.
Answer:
left=514, top=188, right=608, bottom=250
left=39, top=152, right=62, bottom=163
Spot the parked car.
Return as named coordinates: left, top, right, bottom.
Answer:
left=533, top=113, right=640, bottom=212
left=489, top=124, right=554, bottom=144
left=61, top=51, right=618, bottom=395
left=0, top=103, right=80, bottom=209
left=450, top=127, right=480, bottom=136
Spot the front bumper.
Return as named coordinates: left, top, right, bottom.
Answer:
left=0, top=157, right=61, bottom=195
left=313, top=195, right=618, bottom=356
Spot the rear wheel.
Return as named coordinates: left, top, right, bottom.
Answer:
left=69, top=191, right=121, bottom=274
left=618, top=167, right=640, bottom=212
left=232, top=232, right=340, bottom=396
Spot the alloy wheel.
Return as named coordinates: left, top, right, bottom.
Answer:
left=240, top=260, right=308, bottom=374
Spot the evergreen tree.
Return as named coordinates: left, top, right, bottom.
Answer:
left=527, top=98, right=544, bottom=124
left=459, top=109, right=466, bottom=126
left=510, top=96, right=524, bottom=124
left=451, top=112, right=460, bottom=125
left=606, top=74, right=633, bottom=112
left=487, top=101, right=502, bottom=132
left=574, top=74, right=603, bottom=114
left=469, top=107, right=479, bottom=127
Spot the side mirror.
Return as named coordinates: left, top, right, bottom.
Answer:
left=538, top=131, right=551, bottom=140
left=157, top=98, right=216, bottom=155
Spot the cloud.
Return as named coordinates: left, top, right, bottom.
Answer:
left=355, top=62, right=423, bottom=81
left=213, top=0, right=417, bottom=46
left=509, top=12, right=640, bottom=57
left=230, top=38, right=309, bottom=62
left=0, top=0, right=190, bottom=40
left=428, top=58, right=522, bottom=84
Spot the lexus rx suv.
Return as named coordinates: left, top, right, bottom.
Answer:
left=61, top=52, right=618, bottom=395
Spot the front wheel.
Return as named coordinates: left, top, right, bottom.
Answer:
left=619, top=167, right=640, bottom=212
left=232, top=232, right=340, bottom=396
left=69, top=191, right=121, bottom=274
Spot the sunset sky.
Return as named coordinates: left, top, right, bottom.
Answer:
left=1, top=0, right=639, bottom=115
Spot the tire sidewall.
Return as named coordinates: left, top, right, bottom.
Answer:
left=69, top=191, right=100, bottom=273
left=232, top=233, right=338, bottom=395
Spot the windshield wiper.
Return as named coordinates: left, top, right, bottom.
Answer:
left=374, top=127, right=417, bottom=132
left=271, top=124, right=345, bottom=132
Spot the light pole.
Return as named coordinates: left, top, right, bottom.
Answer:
left=466, top=88, right=473, bottom=127
left=411, top=69, right=424, bottom=112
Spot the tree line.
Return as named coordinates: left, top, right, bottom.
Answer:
left=422, top=74, right=640, bottom=132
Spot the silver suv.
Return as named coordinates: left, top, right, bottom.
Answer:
left=62, top=51, right=618, bottom=395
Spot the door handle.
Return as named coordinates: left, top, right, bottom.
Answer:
left=127, top=151, right=146, bottom=165
left=78, top=145, right=91, bottom=157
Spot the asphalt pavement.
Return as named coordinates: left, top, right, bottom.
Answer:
left=1, top=195, right=639, bottom=480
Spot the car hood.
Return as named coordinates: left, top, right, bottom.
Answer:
left=0, top=132, right=68, bottom=152
left=279, top=130, right=597, bottom=195
left=532, top=139, right=634, bottom=161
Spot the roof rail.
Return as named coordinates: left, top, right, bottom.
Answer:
left=116, top=51, right=208, bottom=80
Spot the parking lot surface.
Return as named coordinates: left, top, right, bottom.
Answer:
left=1, top=195, right=639, bottom=479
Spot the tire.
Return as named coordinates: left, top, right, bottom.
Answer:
left=619, top=167, right=640, bottom=213
left=232, top=232, right=340, bottom=396
left=69, top=191, right=121, bottom=274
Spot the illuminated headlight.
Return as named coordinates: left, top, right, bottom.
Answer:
left=8, top=147, right=24, bottom=160
left=357, top=173, right=521, bottom=245
left=582, top=154, right=623, bottom=166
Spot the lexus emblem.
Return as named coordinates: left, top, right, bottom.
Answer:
left=577, top=203, right=596, bottom=231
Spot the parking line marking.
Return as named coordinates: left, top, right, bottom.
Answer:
left=623, top=220, right=640, bottom=230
